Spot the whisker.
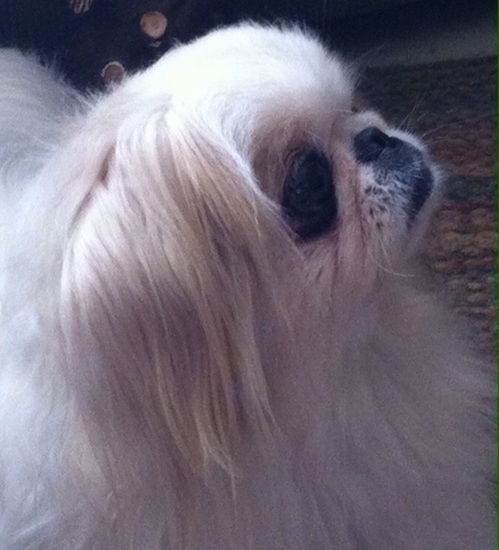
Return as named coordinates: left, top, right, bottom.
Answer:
left=366, top=232, right=415, bottom=279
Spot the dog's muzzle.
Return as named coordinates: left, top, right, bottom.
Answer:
left=353, top=126, right=434, bottom=222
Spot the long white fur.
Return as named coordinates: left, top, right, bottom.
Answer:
left=0, top=24, right=495, bottom=549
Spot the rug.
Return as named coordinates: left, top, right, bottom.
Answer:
left=359, top=56, right=496, bottom=358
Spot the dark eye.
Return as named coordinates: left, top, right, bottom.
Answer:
left=281, top=148, right=337, bottom=239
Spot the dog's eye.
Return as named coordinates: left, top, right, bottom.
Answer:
left=282, top=149, right=337, bottom=239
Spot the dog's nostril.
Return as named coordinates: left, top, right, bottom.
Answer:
left=353, top=126, right=392, bottom=164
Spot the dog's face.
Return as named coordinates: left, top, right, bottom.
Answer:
left=110, top=24, right=437, bottom=299
left=58, top=24, right=439, bottom=478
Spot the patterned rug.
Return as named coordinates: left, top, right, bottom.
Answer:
left=359, top=56, right=497, bottom=358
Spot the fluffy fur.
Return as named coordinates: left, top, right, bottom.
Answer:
left=0, top=24, right=495, bottom=549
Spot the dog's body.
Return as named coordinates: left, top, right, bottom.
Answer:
left=0, top=24, right=495, bottom=549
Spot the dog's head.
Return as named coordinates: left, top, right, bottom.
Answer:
left=115, top=24, right=437, bottom=299
left=55, top=24, right=439, bottom=484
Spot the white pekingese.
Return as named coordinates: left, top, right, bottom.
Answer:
left=0, top=23, right=495, bottom=549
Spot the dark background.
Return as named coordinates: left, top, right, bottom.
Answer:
left=0, top=0, right=489, bottom=88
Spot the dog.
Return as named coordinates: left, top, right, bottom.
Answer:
left=0, top=23, right=495, bottom=549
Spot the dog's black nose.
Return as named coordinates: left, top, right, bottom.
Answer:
left=353, top=127, right=400, bottom=164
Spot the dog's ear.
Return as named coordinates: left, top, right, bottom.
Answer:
left=59, top=107, right=294, bottom=483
